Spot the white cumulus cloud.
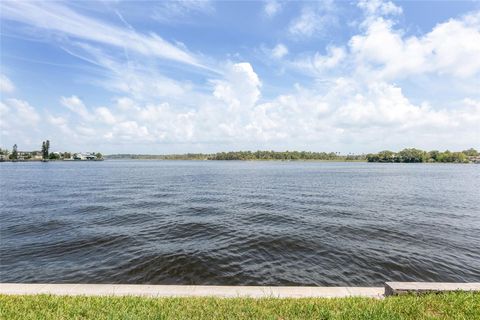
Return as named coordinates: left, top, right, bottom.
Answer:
left=213, top=63, right=262, bottom=110
left=350, top=12, right=480, bottom=80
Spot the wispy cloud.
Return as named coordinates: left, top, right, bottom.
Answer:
left=288, top=1, right=337, bottom=38
left=358, top=0, right=402, bottom=19
left=271, top=44, right=288, bottom=59
left=0, top=74, right=15, bottom=93
left=291, top=46, right=346, bottom=76
left=152, top=0, right=214, bottom=24
left=264, top=0, right=282, bottom=18
left=59, top=41, right=207, bottom=104
left=60, top=96, right=93, bottom=121
left=0, top=1, right=206, bottom=69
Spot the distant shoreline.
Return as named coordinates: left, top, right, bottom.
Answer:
left=2, top=158, right=478, bottom=164
left=104, top=148, right=479, bottom=163
left=105, top=158, right=475, bottom=165
left=1, top=158, right=367, bottom=163
left=2, top=159, right=476, bottom=164
left=105, top=159, right=475, bottom=163
left=2, top=148, right=479, bottom=163
left=105, top=158, right=367, bottom=162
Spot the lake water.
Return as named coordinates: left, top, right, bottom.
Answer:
left=1, top=161, right=479, bottom=285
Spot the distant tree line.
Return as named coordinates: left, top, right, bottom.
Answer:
left=106, top=151, right=365, bottom=161
left=208, top=151, right=361, bottom=161
left=106, top=153, right=209, bottom=160
left=106, top=148, right=479, bottom=163
left=4, top=146, right=477, bottom=163
left=366, top=148, right=478, bottom=163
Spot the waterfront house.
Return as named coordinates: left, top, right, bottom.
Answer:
left=18, top=151, right=34, bottom=160
left=469, top=156, right=480, bottom=164
left=85, top=153, right=96, bottom=160
left=31, top=151, right=43, bottom=160
left=16, top=151, right=43, bottom=160
left=73, top=152, right=97, bottom=160
left=73, top=153, right=85, bottom=160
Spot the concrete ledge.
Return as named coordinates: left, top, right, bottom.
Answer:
left=385, top=282, right=480, bottom=296
left=0, top=283, right=383, bottom=298
left=2, top=283, right=479, bottom=298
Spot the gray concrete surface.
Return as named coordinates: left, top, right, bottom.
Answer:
left=0, top=283, right=383, bottom=298
left=2, top=282, right=479, bottom=298
left=385, top=282, right=480, bottom=296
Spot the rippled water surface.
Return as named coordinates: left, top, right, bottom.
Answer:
left=1, top=161, right=479, bottom=285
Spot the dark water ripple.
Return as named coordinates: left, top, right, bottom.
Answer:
left=1, top=161, right=479, bottom=285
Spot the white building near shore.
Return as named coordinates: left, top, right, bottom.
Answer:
left=73, top=152, right=97, bottom=160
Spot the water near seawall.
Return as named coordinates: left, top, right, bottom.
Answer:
left=1, top=161, right=479, bottom=285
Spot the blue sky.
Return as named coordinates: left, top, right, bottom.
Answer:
left=1, top=0, right=479, bottom=154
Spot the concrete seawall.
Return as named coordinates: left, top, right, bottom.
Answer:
left=384, top=282, right=480, bottom=296
left=1, top=282, right=479, bottom=298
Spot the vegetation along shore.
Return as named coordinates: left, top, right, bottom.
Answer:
left=107, top=148, right=479, bottom=163
left=2, top=143, right=479, bottom=163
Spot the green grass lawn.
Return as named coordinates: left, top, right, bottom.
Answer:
left=1, top=292, right=478, bottom=320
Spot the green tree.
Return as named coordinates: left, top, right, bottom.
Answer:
left=438, top=150, right=452, bottom=162
left=428, top=150, right=440, bottom=162
left=10, top=144, right=18, bottom=160
left=42, top=141, right=46, bottom=159
left=462, top=148, right=478, bottom=157
left=95, top=152, right=103, bottom=159
left=378, top=150, right=396, bottom=162
left=366, top=153, right=379, bottom=162
left=49, top=153, right=60, bottom=160
left=452, top=152, right=468, bottom=163
left=41, top=140, right=50, bottom=160
left=397, top=148, right=427, bottom=163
